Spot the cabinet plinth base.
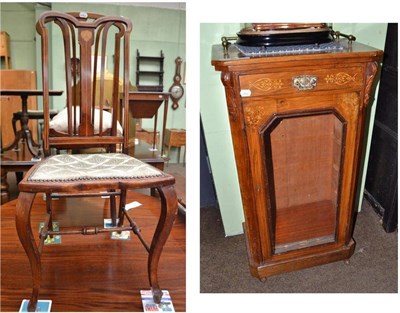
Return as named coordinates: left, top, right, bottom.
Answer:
left=248, top=238, right=355, bottom=279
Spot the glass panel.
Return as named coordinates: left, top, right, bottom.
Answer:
left=266, top=113, right=343, bottom=254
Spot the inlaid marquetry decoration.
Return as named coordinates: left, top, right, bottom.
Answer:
left=244, top=105, right=268, bottom=127
left=81, top=30, right=93, bottom=42
left=249, top=78, right=283, bottom=91
left=338, top=92, right=360, bottom=114
left=325, top=72, right=357, bottom=85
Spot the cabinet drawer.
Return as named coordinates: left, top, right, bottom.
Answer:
left=239, top=67, right=364, bottom=97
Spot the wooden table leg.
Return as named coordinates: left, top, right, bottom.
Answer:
left=22, top=128, right=40, bottom=159
left=167, top=144, right=171, bottom=165
left=2, top=94, right=40, bottom=158
left=15, top=192, right=41, bottom=312
left=1, top=167, right=9, bottom=203
left=1, top=130, right=23, bottom=153
left=148, top=185, right=178, bottom=303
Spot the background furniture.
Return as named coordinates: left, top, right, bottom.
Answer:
left=136, top=49, right=164, bottom=92
left=12, top=110, right=58, bottom=141
left=128, top=92, right=169, bottom=153
left=0, top=143, right=39, bottom=203
left=135, top=122, right=160, bottom=146
left=0, top=89, right=63, bottom=158
left=365, top=23, right=398, bottom=232
left=212, top=39, right=382, bottom=280
left=0, top=70, right=37, bottom=147
left=0, top=31, right=11, bottom=69
left=168, top=56, right=184, bottom=110
left=164, top=128, right=186, bottom=164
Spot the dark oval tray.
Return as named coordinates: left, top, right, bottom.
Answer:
left=236, top=30, right=333, bottom=47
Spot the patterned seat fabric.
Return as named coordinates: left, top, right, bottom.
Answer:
left=28, top=153, right=164, bottom=182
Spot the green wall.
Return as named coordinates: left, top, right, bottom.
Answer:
left=333, top=24, right=387, bottom=212
left=0, top=3, right=37, bottom=70
left=200, top=23, right=387, bottom=236
left=1, top=2, right=186, bottom=162
left=200, top=24, right=245, bottom=236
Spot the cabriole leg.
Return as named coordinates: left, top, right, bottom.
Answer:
left=15, top=192, right=40, bottom=312
left=148, top=185, right=178, bottom=303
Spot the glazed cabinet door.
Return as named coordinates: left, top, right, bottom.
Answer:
left=241, top=89, right=361, bottom=260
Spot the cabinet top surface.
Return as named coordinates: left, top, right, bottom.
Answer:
left=211, top=39, right=383, bottom=69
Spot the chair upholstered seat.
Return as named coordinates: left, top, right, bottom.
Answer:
left=27, top=153, right=164, bottom=182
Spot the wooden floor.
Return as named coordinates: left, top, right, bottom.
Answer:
left=1, top=191, right=186, bottom=312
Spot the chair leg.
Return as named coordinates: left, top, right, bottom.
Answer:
left=148, top=185, right=178, bottom=303
left=15, top=192, right=41, bottom=312
left=109, top=189, right=117, bottom=227
left=12, top=116, right=18, bottom=136
left=117, top=189, right=127, bottom=227
left=46, top=193, right=53, bottom=239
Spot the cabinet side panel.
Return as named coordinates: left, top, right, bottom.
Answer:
left=334, top=92, right=360, bottom=244
left=220, top=72, right=266, bottom=264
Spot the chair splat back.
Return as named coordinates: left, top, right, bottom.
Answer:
left=36, top=11, right=132, bottom=155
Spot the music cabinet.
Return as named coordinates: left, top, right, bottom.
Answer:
left=212, top=40, right=382, bottom=279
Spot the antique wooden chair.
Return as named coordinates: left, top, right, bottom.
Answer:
left=15, top=11, right=178, bottom=312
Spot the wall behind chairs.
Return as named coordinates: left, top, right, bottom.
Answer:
left=0, top=3, right=37, bottom=69
left=200, top=23, right=245, bottom=236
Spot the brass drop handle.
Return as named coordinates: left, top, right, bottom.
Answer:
left=292, top=75, right=318, bottom=90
